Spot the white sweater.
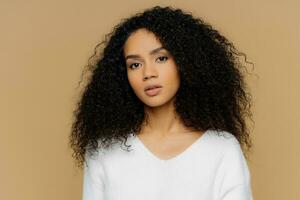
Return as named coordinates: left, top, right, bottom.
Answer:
left=82, top=129, right=253, bottom=200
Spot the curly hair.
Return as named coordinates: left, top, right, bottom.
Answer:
left=69, top=5, right=255, bottom=169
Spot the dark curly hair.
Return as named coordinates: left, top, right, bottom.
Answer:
left=69, top=5, right=256, bottom=169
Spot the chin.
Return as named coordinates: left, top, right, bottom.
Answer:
left=141, top=96, right=175, bottom=108
left=143, top=101, right=165, bottom=108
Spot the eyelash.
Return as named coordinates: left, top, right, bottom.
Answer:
left=128, top=56, right=168, bottom=69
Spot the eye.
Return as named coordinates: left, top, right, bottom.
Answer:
left=128, top=63, right=140, bottom=69
left=127, top=56, right=168, bottom=70
left=156, top=56, right=168, bottom=63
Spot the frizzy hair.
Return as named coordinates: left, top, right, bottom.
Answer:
left=69, top=5, right=255, bottom=169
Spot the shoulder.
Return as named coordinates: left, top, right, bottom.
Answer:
left=206, top=129, right=239, bottom=142
left=205, top=129, right=241, bottom=153
left=86, top=136, right=137, bottom=167
left=84, top=148, right=106, bottom=170
left=207, top=130, right=251, bottom=182
left=201, top=129, right=249, bottom=170
left=207, top=130, right=253, bottom=198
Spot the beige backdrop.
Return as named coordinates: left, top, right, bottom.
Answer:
left=1, top=0, right=299, bottom=199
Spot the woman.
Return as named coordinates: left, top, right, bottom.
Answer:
left=69, top=5, right=254, bottom=200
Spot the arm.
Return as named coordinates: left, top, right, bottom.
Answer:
left=82, top=151, right=105, bottom=200
left=217, top=137, right=253, bottom=200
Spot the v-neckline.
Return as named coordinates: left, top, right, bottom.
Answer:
left=133, top=129, right=210, bottom=163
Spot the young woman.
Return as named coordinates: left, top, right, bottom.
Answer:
left=69, top=5, right=254, bottom=200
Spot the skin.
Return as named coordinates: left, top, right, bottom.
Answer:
left=123, top=28, right=204, bottom=159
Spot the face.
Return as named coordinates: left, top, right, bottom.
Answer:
left=123, top=28, right=180, bottom=107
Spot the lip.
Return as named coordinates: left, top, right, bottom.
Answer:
left=144, top=87, right=162, bottom=97
left=144, top=84, right=162, bottom=91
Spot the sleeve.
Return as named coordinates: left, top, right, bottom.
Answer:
left=82, top=151, right=106, bottom=200
left=217, top=137, right=253, bottom=200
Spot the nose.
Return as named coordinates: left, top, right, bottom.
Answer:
left=143, top=64, right=158, bottom=80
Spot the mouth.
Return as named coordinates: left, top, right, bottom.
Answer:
left=144, top=84, right=162, bottom=91
left=144, top=85, right=162, bottom=97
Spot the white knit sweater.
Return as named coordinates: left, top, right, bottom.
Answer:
left=82, top=129, right=253, bottom=200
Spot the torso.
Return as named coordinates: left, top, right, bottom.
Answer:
left=136, top=130, right=205, bottom=160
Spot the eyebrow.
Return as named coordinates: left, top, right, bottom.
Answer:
left=125, top=46, right=166, bottom=61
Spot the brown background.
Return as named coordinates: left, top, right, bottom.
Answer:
left=1, top=0, right=299, bottom=199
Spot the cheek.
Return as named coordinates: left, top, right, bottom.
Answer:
left=163, top=65, right=180, bottom=84
left=127, top=73, right=141, bottom=90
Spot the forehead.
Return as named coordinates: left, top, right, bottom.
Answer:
left=123, top=28, right=163, bottom=55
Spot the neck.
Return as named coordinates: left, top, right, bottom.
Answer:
left=140, top=100, right=195, bottom=138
